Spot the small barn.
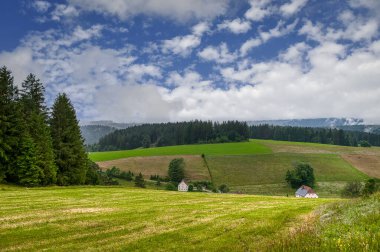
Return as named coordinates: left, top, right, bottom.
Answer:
left=178, top=180, right=188, bottom=192
left=295, top=185, right=318, bottom=198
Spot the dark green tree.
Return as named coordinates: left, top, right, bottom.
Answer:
left=0, top=67, right=25, bottom=183
left=134, top=172, right=145, bottom=188
left=218, top=184, right=230, bottom=193
left=50, top=93, right=88, bottom=185
left=85, top=160, right=101, bottom=185
left=16, top=135, right=43, bottom=186
left=20, top=74, right=57, bottom=185
left=285, top=163, right=315, bottom=188
left=168, top=158, right=185, bottom=183
left=341, top=181, right=362, bottom=198
left=362, top=179, right=377, bottom=197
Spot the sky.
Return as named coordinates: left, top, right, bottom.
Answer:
left=1, top=0, right=380, bottom=123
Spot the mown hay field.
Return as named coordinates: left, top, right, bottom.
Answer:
left=0, top=186, right=335, bottom=252
left=97, top=155, right=210, bottom=181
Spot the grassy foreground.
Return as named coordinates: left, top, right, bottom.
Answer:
left=0, top=186, right=334, bottom=252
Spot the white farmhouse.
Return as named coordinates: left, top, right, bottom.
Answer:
left=295, top=185, right=318, bottom=198
left=178, top=180, right=188, bottom=192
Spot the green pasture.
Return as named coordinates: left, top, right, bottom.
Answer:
left=0, top=186, right=334, bottom=252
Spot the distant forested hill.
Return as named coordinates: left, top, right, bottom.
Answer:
left=80, top=125, right=117, bottom=145
left=250, top=125, right=380, bottom=147
left=90, top=121, right=249, bottom=151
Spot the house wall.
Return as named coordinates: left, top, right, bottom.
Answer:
left=305, top=193, right=318, bottom=198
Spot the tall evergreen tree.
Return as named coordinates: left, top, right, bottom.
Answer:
left=20, top=74, right=57, bottom=184
left=0, top=67, right=24, bottom=182
left=16, top=135, right=43, bottom=186
left=50, top=93, right=87, bottom=185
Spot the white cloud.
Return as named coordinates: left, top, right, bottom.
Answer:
left=161, top=22, right=209, bottom=57
left=245, top=0, right=272, bottom=22
left=162, top=35, right=201, bottom=57
left=166, top=71, right=211, bottom=88
left=280, top=0, right=308, bottom=17
left=192, top=22, right=210, bottom=36
left=239, top=20, right=298, bottom=56
left=217, top=18, right=251, bottom=34
left=260, top=20, right=298, bottom=42
left=51, top=4, right=80, bottom=21
left=198, top=43, right=237, bottom=64
left=67, top=0, right=230, bottom=22
left=240, top=38, right=262, bottom=56
left=32, top=0, right=51, bottom=13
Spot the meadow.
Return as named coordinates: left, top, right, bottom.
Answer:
left=93, top=139, right=380, bottom=196
left=0, top=185, right=335, bottom=252
left=89, top=141, right=272, bottom=162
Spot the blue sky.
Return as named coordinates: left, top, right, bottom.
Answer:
left=1, top=0, right=380, bottom=123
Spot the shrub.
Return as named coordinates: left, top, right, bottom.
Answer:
left=219, top=184, right=229, bottom=193
left=165, top=183, right=177, bottom=191
left=285, top=163, right=315, bottom=188
left=341, top=181, right=362, bottom=198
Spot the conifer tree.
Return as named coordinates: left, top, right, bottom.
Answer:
left=0, top=67, right=24, bottom=182
left=134, top=173, right=145, bottom=188
left=16, top=135, right=43, bottom=186
left=20, top=74, right=57, bottom=185
left=50, top=93, right=87, bottom=185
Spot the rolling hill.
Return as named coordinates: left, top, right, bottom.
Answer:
left=91, top=139, right=380, bottom=197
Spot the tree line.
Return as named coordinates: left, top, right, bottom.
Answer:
left=0, top=66, right=100, bottom=186
left=250, top=124, right=380, bottom=147
left=90, top=120, right=250, bottom=151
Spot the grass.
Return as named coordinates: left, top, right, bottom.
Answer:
left=207, top=153, right=369, bottom=196
left=90, top=139, right=380, bottom=196
left=89, top=141, right=272, bottom=162
left=97, top=155, right=210, bottom=181
left=0, top=186, right=335, bottom=252
left=256, top=139, right=380, bottom=155
left=269, top=193, right=380, bottom=251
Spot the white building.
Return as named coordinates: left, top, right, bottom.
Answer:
left=295, top=185, right=318, bottom=198
left=178, top=180, right=188, bottom=192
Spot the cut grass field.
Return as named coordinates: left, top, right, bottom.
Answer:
left=208, top=153, right=369, bottom=196
left=97, top=155, right=210, bottom=181
left=0, top=186, right=336, bottom=251
left=89, top=141, right=272, bottom=162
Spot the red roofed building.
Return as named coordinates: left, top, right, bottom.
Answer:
left=295, top=185, right=319, bottom=198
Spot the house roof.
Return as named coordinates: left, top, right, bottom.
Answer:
left=295, top=185, right=316, bottom=196
left=179, top=180, right=188, bottom=186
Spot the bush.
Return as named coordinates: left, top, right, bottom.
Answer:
left=165, top=183, right=177, bottom=191
left=341, top=181, right=362, bottom=198
left=218, top=184, right=229, bottom=193
left=134, top=173, right=145, bottom=188
left=285, top=163, right=315, bottom=188
left=362, top=179, right=377, bottom=197
left=188, top=184, right=194, bottom=192
left=358, top=140, right=371, bottom=147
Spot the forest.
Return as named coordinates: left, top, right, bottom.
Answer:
left=250, top=124, right=380, bottom=147
left=0, top=66, right=101, bottom=186
left=90, top=120, right=250, bottom=151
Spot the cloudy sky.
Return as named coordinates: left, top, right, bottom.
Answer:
left=1, top=0, right=380, bottom=123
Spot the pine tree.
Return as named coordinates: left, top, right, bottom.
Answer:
left=16, top=135, right=43, bottom=186
left=0, top=67, right=24, bottom=182
left=20, top=74, right=57, bottom=185
left=50, top=93, right=87, bottom=185
left=134, top=172, right=145, bottom=188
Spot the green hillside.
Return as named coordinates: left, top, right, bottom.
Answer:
left=91, top=139, right=380, bottom=197
left=0, top=186, right=334, bottom=251
left=89, top=141, right=272, bottom=162
left=208, top=153, right=369, bottom=196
